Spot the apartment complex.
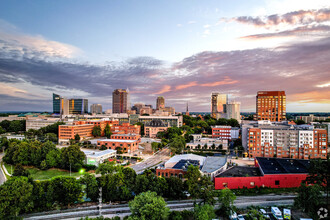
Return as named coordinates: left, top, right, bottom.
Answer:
left=112, top=89, right=130, bottom=113
left=247, top=126, right=327, bottom=159
left=144, top=119, right=169, bottom=138
left=211, top=126, right=239, bottom=140
left=256, top=91, right=286, bottom=121
left=90, top=104, right=103, bottom=114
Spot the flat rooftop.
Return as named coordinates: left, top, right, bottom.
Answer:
left=97, top=139, right=137, bottom=143
left=257, top=157, right=310, bottom=174
left=216, top=166, right=261, bottom=177
left=172, top=159, right=200, bottom=170
left=201, top=156, right=227, bottom=173
left=82, top=149, right=116, bottom=158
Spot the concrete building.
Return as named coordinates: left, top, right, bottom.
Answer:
left=53, top=93, right=69, bottom=115
left=83, top=149, right=116, bottom=166
left=156, top=154, right=227, bottom=180
left=256, top=91, right=286, bottom=121
left=156, top=96, right=165, bottom=109
left=140, top=106, right=153, bottom=115
left=245, top=121, right=328, bottom=159
left=215, top=157, right=309, bottom=189
left=0, top=115, right=26, bottom=122
left=113, top=89, right=130, bottom=113
left=90, top=104, right=103, bottom=114
left=26, top=118, right=60, bottom=131
left=211, top=93, right=228, bottom=119
left=144, top=119, right=169, bottom=138
left=59, top=124, right=94, bottom=144
left=226, top=101, right=241, bottom=122
left=295, top=114, right=330, bottom=123
left=97, top=139, right=139, bottom=153
left=187, top=136, right=228, bottom=150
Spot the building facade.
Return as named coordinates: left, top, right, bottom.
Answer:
left=156, top=96, right=165, bottom=109
left=97, top=139, right=139, bottom=153
left=144, top=119, right=169, bottom=138
left=256, top=91, right=286, bottom=121
left=212, top=126, right=232, bottom=140
left=226, top=101, right=241, bottom=122
left=58, top=124, right=94, bottom=143
left=113, top=89, right=130, bottom=113
left=211, top=93, right=228, bottom=119
left=90, top=104, right=103, bottom=114
left=69, top=99, right=88, bottom=114
left=26, top=118, right=60, bottom=131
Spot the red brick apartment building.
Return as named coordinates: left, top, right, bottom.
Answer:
left=256, top=91, right=286, bottom=121
left=212, top=126, right=231, bottom=139
left=214, top=157, right=309, bottom=190
left=248, top=128, right=328, bottom=159
left=97, top=139, right=139, bottom=153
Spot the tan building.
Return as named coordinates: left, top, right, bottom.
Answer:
left=90, top=104, right=103, bottom=114
left=26, top=118, right=60, bottom=131
left=256, top=91, right=286, bottom=121
left=156, top=96, right=165, bottom=109
left=211, top=93, right=228, bottom=119
left=113, top=89, right=130, bottom=113
left=144, top=119, right=169, bottom=138
left=226, top=101, right=241, bottom=122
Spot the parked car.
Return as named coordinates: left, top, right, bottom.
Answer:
left=237, top=215, right=245, bottom=220
left=260, top=209, right=270, bottom=219
left=271, top=207, right=283, bottom=220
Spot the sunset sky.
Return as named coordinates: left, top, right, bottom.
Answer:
left=0, top=0, right=329, bottom=112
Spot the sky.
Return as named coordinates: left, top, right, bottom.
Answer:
left=0, top=0, right=330, bottom=112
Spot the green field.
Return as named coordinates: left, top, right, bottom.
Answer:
left=3, top=163, right=82, bottom=180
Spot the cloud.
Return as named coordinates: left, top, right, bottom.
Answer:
left=177, top=24, right=182, bottom=27
left=228, top=8, right=330, bottom=28
left=188, top=21, right=196, bottom=24
left=175, top=81, right=198, bottom=90
left=0, top=19, right=81, bottom=60
left=155, top=85, right=171, bottom=94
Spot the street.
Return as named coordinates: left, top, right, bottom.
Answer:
left=130, top=148, right=171, bottom=174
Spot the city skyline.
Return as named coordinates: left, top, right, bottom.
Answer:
left=0, top=0, right=330, bottom=112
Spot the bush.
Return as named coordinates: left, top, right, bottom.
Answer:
left=82, top=164, right=97, bottom=171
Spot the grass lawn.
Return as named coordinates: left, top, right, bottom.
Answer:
left=3, top=163, right=82, bottom=180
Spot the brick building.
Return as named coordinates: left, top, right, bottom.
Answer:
left=110, top=122, right=140, bottom=135
left=97, top=139, right=139, bottom=153
left=212, top=126, right=231, bottom=140
left=256, top=91, right=286, bottom=121
left=144, top=119, right=169, bottom=138
left=59, top=124, right=94, bottom=143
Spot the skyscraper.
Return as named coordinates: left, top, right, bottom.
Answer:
left=256, top=91, right=286, bottom=121
left=211, top=93, right=228, bottom=119
left=112, top=89, right=130, bottom=113
left=226, top=101, right=241, bottom=122
left=156, top=96, right=165, bottom=109
left=90, top=104, right=103, bottom=114
left=69, top=98, right=88, bottom=114
left=53, top=93, right=69, bottom=115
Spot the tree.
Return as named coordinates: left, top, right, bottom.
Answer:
left=295, top=119, right=306, bottom=125
left=80, top=174, right=99, bottom=202
left=0, top=176, right=34, bottom=218
left=218, top=188, right=236, bottom=216
left=185, top=165, right=201, bottom=199
left=92, top=125, right=101, bottom=137
left=46, top=148, right=61, bottom=168
left=247, top=209, right=265, bottom=220
left=294, top=183, right=323, bottom=217
left=0, top=126, right=5, bottom=134
left=61, top=145, right=85, bottom=171
left=169, top=135, right=186, bottom=154
left=104, top=124, right=112, bottom=138
left=134, top=122, right=145, bottom=136
left=193, top=204, right=216, bottom=220
left=12, top=164, right=30, bottom=177
left=96, top=162, right=119, bottom=175
left=45, top=133, right=58, bottom=143
left=8, top=120, right=25, bottom=133
left=48, top=176, right=83, bottom=206
left=165, top=177, right=186, bottom=200
left=128, top=191, right=169, bottom=220
left=75, top=134, right=81, bottom=143
left=199, top=175, right=216, bottom=205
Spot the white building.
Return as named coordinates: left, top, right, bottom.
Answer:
left=90, top=104, right=103, bottom=114
left=26, top=118, right=60, bottom=131
left=83, top=149, right=116, bottom=166
left=226, top=101, right=241, bottom=122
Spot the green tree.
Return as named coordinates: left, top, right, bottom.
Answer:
left=75, top=134, right=81, bottom=143
left=199, top=175, right=216, bottom=205
left=92, top=125, right=102, bottom=137
left=96, top=162, right=119, bottom=175
left=227, top=118, right=240, bottom=127
left=48, top=176, right=83, bottom=206
left=295, top=119, right=306, bottom=125
left=61, top=145, right=85, bottom=171
left=185, top=165, right=201, bottom=199
left=45, top=133, right=58, bottom=143
left=8, top=120, right=25, bottom=133
left=134, top=122, right=144, bottom=136
left=247, top=209, right=265, bottom=220
left=294, top=183, right=323, bottom=216
left=12, top=164, right=30, bottom=177
left=169, top=135, right=186, bottom=154
left=104, top=124, right=112, bottom=138
left=128, top=191, right=169, bottom=220
left=80, top=174, right=99, bottom=202
left=218, top=188, right=236, bottom=216
left=193, top=204, right=216, bottom=220
left=0, top=176, right=34, bottom=218
left=40, top=160, right=48, bottom=170
left=0, top=126, right=6, bottom=134
left=25, top=129, right=37, bottom=140
left=165, top=177, right=186, bottom=200
left=46, top=148, right=62, bottom=168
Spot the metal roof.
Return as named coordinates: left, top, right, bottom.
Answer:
left=201, top=156, right=227, bottom=173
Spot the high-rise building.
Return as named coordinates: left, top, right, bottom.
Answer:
left=69, top=99, right=88, bottom=114
left=256, top=91, right=286, bottom=121
left=156, top=96, right=165, bottom=109
left=211, top=93, right=228, bottom=119
left=226, top=101, right=241, bottom=122
left=53, top=93, right=69, bottom=115
left=113, top=89, right=130, bottom=113
left=91, top=104, right=103, bottom=114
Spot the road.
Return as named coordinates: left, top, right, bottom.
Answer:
left=130, top=148, right=171, bottom=174
left=0, top=153, right=6, bottom=185
left=22, top=194, right=296, bottom=220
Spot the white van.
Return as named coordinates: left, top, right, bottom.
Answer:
left=271, top=207, right=283, bottom=220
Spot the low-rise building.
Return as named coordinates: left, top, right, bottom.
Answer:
left=59, top=124, right=94, bottom=144
left=212, top=126, right=239, bottom=140
left=110, top=133, right=141, bottom=141
left=83, top=149, right=116, bottom=166
left=187, top=135, right=228, bottom=150
left=214, top=157, right=310, bottom=189
left=144, top=119, right=169, bottom=138
left=26, top=118, right=60, bottom=131
left=97, top=139, right=139, bottom=153
left=156, top=154, right=227, bottom=180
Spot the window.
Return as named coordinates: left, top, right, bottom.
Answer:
left=275, top=180, right=280, bottom=186
left=250, top=182, right=255, bottom=186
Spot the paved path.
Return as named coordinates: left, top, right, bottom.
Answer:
left=0, top=153, right=7, bottom=185
left=130, top=148, right=171, bottom=174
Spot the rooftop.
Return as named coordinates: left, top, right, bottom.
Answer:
left=257, top=157, right=310, bottom=174
left=165, top=154, right=205, bottom=168
left=216, top=166, right=262, bottom=177
left=82, top=149, right=116, bottom=158
left=201, top=156, right=227, bottom=173
left=97, top=139, right=137, bottom=143
left=172, top=159, right=201, bottom=170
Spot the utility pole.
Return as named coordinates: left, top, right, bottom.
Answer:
left=98, top=187, right=102, bottom=216
left=70, top=163, right=71, bottom=176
